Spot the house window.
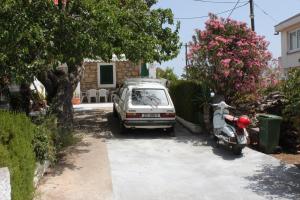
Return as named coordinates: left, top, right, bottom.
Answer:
left=288, top=29, right=300, bottom=51
left=97, top=63, right=116, bottom=88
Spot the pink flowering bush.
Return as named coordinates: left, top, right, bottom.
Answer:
left=260, top=59, right=282, bottom=93
left=187, top=14, right=272, bottom=102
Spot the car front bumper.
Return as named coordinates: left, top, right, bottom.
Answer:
left=123, top=119, right=176, bottom=129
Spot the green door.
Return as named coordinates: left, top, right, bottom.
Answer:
left=141, top=63, right=149, bottom=77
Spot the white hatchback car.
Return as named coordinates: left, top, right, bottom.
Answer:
left=113, top=78, right=176, bottom=136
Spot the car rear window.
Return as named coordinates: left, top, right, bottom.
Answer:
left=131, top=89, right=169, bottom=106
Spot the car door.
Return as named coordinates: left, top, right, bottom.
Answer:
left=114, top=87, right=124, bottom=115
left=118, top=88, right=128, bottom=120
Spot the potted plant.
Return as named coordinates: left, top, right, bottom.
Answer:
left=72, top=91, right=81, bottom=105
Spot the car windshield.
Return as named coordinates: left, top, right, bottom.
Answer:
left=131, top=89, right=169, bottom=106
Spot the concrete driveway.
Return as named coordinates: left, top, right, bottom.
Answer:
left=38, top=105, right=300, bottom=200
left=102, top=108, right=300, bottom=200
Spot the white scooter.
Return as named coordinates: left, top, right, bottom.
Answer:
left=212, top=101, right=250, bottom=155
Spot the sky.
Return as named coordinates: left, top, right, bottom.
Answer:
left=154, top=0, right=300, bottom=76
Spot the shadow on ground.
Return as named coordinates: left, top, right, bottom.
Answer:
left=74, top=109, right=115, bottom=139
left=43, top=109, right=112, bottom=177
left=44, top=140, right=91, bottom=177
left=245, top=163, right=300, bottom=200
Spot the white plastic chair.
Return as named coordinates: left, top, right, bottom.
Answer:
left=87, top=89, right=98, bottom=103
left=80, top=91, right=87, bottom=103
left=98, top=89, right=108, bottom=102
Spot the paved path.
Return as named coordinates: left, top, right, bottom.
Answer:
left=35, top=107, right=113, bottom=200
left=37, top=105, right=300, bottom=200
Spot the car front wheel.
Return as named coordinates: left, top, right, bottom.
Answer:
left=113, top=105, right=118, bottom=118
left=119, top=121, right=128, bottom=134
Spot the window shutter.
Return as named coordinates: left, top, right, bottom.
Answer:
left=141, top=63, right=149, bottom=77
left=100, top=65, right=114, bottom=84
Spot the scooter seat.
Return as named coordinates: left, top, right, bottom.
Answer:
left=225, top=118, right=236, bottom=127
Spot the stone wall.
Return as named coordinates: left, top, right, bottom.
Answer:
left=115, top=61, right=140, bottom=86
left=81, top=62, right=98, bottom=92
left=0, top=167, right=11, bottom=200
left=81, top=61, right=141, bottom=92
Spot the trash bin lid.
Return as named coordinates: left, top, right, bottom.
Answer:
left=257, top=113, right=283, bottom=120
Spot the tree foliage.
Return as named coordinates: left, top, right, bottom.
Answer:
left=0, top=0, right=181, bottom=128
left=156, top=67, right=178, bottom=81
left=187, top=14, right=271, bottom=101
left=0, top=0, right=180, bottom=81
left=0, top=0, right=55, bottom=83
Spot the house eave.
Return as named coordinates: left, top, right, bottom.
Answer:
left=83, top=58, right=104, bottom=63
left=275, top=13, right=300, bottom=32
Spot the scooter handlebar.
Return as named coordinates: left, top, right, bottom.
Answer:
left=211, top=101, right=233, bottom=109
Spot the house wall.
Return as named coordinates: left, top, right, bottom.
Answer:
left=80, top=61, right=140, bottom=92
left=278, top=23, right=300, bottom=74
left=81, top=62, right=98, bottom=92
left=116, top=61, right=141, bottom=86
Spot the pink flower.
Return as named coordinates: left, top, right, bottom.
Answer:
left=241, top=49, right=249, bottom=55
left=208, top=41, right=219, bottom=49
left=200, top=31, right=207, bottom=39
left=236, top=41, right=245, bottom=47
left=221, top=58, right=231, bottom=68
left=215, top=36, right=228, bottom=43
left=223, top=70, right=230, bottom=77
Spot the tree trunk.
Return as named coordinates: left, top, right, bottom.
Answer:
left=51, top=74, right=74, bottom=131
left=38, top=63, right=84, bottom=132
left=20, top=83, right=31, bottom=115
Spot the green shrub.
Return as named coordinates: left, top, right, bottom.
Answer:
left=31, top=115, right=58, bottom=163
left=169, top=80, right=210, bottom=124
left=281, top=68, right=300, bottom=133
left=33, top=125, right=56, bottom=163
left=0, top=111, right=35, bottom=200
left=32, top=114, right=74, bottom=156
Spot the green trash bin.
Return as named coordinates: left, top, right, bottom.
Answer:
left=257, top=114, right=283, bottom=154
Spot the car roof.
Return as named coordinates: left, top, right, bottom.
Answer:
left=126, top=83, right=166, bottom=89
left=124, top=78, right=166, bottom=85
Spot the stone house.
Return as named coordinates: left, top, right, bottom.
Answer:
left=79, top=59, right=154, bottom=102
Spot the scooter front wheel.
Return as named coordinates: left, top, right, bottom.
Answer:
left=232, top=145, right=243, bottom=155
left=213, top=135, right=220, bottom=148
